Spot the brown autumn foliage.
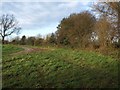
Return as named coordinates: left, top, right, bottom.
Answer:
left=56, top=11, right=96, bottom=48
left=93, top=15, right=113, bottom=48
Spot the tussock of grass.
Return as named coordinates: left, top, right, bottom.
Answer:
left=2, top=45, right=118, bottom=88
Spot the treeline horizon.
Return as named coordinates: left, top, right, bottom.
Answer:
left=3, top=11, right=120, bottom=49
left=1, top=2, right=120, bottom=56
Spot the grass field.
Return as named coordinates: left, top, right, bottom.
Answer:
left=2, top=45, right=24, bottom=55
left=2, top=44, right=118, bottom=88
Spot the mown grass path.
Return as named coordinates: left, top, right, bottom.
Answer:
left=10, top=46, right=52, bottom=55
left=2, top=45, right=118, bottom=88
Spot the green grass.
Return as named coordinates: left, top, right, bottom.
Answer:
left=2, top=44, right=24, bottom=55
left=2, top=45, right=118, bottom=88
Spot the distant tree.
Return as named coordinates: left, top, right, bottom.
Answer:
left=27, top=37, right=36, bottom=46
left=34, top=34, right=44, bottom=46
left=0, top=14, right=21, bottom=44
left=11, top=36, right=20, bottom=45
left=48, top=33, right=57, bottom=45
left=20, top=35, right=26, bottom=45
left=44, top=34, right=50, bottom=45
left=34, top=38, right=44, bottom=46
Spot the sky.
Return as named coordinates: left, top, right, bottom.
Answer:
left=0, top=0, right=95, bottom=40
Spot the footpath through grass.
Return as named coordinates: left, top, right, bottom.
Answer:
left=2, top=45, right=118, bottom=88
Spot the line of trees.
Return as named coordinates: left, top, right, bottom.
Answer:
left=1, top=2, right=120, bottom=50
left=8, top=33, right=57, bottom=46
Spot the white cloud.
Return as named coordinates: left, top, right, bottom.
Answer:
left=1, top=0, right=95, bottom=2
left=1, top=2, right=91, bottom=36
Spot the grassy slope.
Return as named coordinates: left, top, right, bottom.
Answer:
left=2, top=45, right=118, bottom=88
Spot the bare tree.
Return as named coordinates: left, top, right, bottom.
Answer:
left=0, top=14, right=21, bottom=44
left=93, top=2, right=120, bottom=35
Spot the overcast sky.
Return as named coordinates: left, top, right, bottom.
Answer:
left=1, top=0, right=94, bottom=39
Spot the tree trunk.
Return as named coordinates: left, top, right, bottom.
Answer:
left=118, top=12, right=120, bottom=36
left=2, top=36, right=5, bottom=44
